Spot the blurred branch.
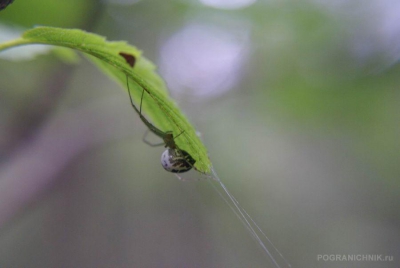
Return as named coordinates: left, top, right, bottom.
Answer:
left=0, top=96, right=133, bottom=228
left=0, top=0, right=14, bottom=11
left=3, top=0, right=105, bottom=157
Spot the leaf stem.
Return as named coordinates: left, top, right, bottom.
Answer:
left=0, top=38, right=32, bottom=52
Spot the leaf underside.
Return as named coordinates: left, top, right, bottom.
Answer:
left=9, top=26, right=211, bottom=173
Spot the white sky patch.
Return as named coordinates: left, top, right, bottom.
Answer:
left=0, top=24, right=53, bottom=61
left=105, top=0, right=142, bottom=5
left=199, top=0, right=257, bottom=10
left=311, top=0, right=400, bottom=69
left=159, top=23, right=250, bottom=99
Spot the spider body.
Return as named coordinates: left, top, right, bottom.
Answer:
left=122, top=65, right=196, bottom=173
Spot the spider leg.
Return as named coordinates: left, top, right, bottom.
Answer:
left=142, top=129, right=165, bottom=147
left=126, top=74, right=168, bottom=140
left=174, top=130, right=185, bottom=140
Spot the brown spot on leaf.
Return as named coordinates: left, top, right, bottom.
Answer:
left=119, top=52, right=136, bottom=68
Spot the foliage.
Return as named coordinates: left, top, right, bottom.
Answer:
left=0, top=26, right=211, bottom=173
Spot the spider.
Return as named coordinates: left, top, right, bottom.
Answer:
left=124, top=74, right=196, bottom=173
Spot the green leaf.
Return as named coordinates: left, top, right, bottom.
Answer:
left=0, top=26, right=211, bottom=173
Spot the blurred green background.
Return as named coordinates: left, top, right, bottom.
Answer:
left=0, top=0, right=399, bottom=267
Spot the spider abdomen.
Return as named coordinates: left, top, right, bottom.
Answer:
left=161, top=149, right=196, bottom=173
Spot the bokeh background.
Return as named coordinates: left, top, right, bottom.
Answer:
left=0, top=0, right=399, bottom=267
